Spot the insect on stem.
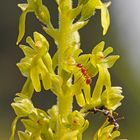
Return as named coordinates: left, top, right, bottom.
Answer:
left=86, top=106, right=121, bottom=131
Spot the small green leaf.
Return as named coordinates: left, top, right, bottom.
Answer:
left=75, top=91, right=86, bottom=107
left=25, top=32, right=49, bottom=57
left=76, top=54, right=91, bottom=66
left=33, top=32, right=49, bottom=56
left=35, top=5, right=52, bottom=27
left=55, top=0, right=59, bottom=5
left=41, top=72, right=51, bottom=90
left=61, top=69, right=72, bottom=82
left=69, top=6, right=82, bottom=20
left=18, top=131, right=30, bottom=140
left=17, top=3, right=34, bottom=44
left=42, top=53, right=53, bottom=73
left=37, top=108, right=50, bottom=118
left=18, top=3, right=28, bottom=11
left=91, top=65, right=105, bottom=106
left=21, top=119, right=39, bottom=132
left=52, top=51, right=58, bottom=70
left=48, top=105, right=58, bottom=119
left=112, top=130, right=120, bottom=139
left=43, top=26, right=59, bottom=40
left=91, top=64, right=111, bottom=107
left=51, top=75, right=63, bottom=95
left=83, top=85, right=91, bottom=104
left=29, top=108, right=50, bottom=124
left=90, top=41, right=105, bottom=67
left=105, top=55, right=120, bottom=68
left=79, top=120, right=89, bottom=133
left=101, top=4, right=110, bottom=35
left=47, top=106, right=58, bottom=132
left=10, top=117, right=19, bottom=140
left=39, top=60, right=52, bottom=90
left=21, top=77, right=34, bottom=98
left=34, top=32, right=49, bottom=50
left=72, top=31, right=80, bottom=48
left=74, top=47, right=83, bottom=57
left=103, top=47, right=113, bottom=57
left=17, top=10, right=28, bottom=45
left=30, top=66, right=41, bottom=92
left=72, top=21, right=89, bottom=32
left=58, top=0, right=71, bottom=13
left=26, top=36, right=36, bottom=50
left=17, top=0, right=52, bottom=44
left=11, top=98, right=34, bottom=117
left=80, top=0, right=96, bottom=21
left=92, top=41, right=105, bottom=54
left=17, top=61, right=31, bottom=77
left=19, top=45, right=34, bottom=56
left=86, top=62, right=98, bottom=78
left=103, top=65, right=111, bottom=87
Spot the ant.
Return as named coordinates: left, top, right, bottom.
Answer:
left=87, top=106, right=123, bottom=131
left=76, top=63, right=92, bottom=85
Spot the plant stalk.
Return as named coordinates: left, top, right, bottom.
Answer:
left=57, top=0, right=73, bottom=118
left=56, top=1, right=73, bottom=139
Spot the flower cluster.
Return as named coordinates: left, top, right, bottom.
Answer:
left=10, top=0, right=124, bottom=140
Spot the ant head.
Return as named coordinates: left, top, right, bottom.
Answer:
left=76, top=63, right=83, bottom=68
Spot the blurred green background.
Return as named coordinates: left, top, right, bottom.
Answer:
left=0, top=0, right=140, bottom=139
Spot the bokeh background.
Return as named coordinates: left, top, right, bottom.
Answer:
left=0, top=0, right=140, bottom=139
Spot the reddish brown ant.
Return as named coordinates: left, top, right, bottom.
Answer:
left=76, top=63, right=92, bottom=84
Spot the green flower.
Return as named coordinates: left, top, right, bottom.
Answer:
left=72, top=41, right=120, bottom=108
left=89, top=42, right=120, bottom=107
left=17, top=32, right=52, bottom=92
left=80, top=0, right=111, bottom=35
left=91, top=41, right=120, bottom=69
left=11, top=0, right=124, bottom=139
left=93, top=121, right=120, bottom=140
left=11, top=96, right=34, bottom=117
left=101, top=87, right=124, bottom=110
left=67, top=111, right=85, bottom=130
left=17, top=0, right=51, bottom=44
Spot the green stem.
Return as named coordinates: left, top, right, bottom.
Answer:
left=57, top=0, right=73, bottom=117
left=56, top=94, right=73, bottom=139
left=56, top=1, right=73, bottom=138
left=58, top=0, right=73, bottom=74
left=58, top=94, right=73, bottom=118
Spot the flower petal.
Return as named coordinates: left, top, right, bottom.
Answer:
left=101, top=4, right=110, bottom=35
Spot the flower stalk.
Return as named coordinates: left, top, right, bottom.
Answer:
left=10, top=0, right=124, bottom=140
